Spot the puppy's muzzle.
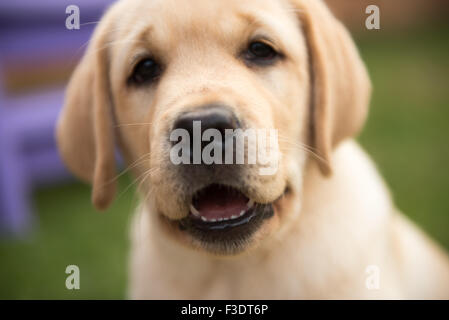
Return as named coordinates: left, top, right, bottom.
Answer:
left=168, top=104, right=277, bottom=252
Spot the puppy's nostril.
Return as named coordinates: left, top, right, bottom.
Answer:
left=173, top=105, right=239, bottom=138
left=203, top=113, right=236, bottom=136
left=172, top=105, right=240, bottom=163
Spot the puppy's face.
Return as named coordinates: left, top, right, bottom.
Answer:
left=115, top=0, right=309, bottom=253
left=57, top=0, right=370, bottom=254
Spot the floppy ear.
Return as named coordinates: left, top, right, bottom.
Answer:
left=56, top=21, right=117, bottom=210
left=293, top=0, right=371, bottom=175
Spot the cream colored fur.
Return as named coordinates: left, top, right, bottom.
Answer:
left=129, top=141, right=449, bottom=299
left=56, top=0, right=449, bottom=299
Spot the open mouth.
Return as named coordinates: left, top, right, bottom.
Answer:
left=178, top=184, right=274, bottom=251
left=190, top=184, right=255, bottom=228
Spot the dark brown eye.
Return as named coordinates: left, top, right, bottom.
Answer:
left=130, top=58, right=162, bottom=85
left=245, top=41, right=278, bottom=63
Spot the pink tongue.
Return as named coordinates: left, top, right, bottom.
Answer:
left=195, top=185, right=248, bottom=220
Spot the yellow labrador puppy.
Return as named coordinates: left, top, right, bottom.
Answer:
left=57, top=0, right=449, bottom=299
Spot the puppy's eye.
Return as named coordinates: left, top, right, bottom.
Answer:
left=245, top=41, right=278, bottom=64
left=130, top=58, right=162, bottom=85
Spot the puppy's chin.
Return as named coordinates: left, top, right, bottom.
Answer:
left=154, top=183, right=292, bottom=255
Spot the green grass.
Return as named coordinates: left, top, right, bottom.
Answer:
left=0, top=178, right=136, bottom=299
left=356, top=24, right=449, bottom=249
left=0, top=25, right=448, bottom=299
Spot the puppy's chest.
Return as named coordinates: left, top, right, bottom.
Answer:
left=173, top=260, right=307, bottom=299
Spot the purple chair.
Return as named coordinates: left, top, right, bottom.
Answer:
left=0, top=1, right=114, bottom=233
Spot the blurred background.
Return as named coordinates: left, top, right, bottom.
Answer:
left=0, top=0, right=448, bottom=299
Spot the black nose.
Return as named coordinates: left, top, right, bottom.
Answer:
left=172, top=104, right=240, bottom=163
left=173, top=104, right=239, bottom=137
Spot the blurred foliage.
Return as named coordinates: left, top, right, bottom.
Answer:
left=0, top=24, right=448, bottom=299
